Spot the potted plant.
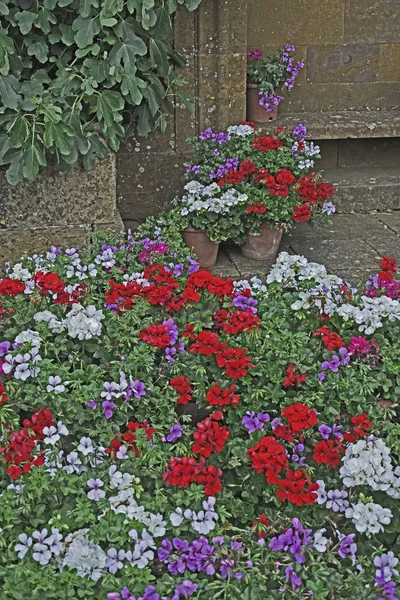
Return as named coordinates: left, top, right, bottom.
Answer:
left=247, top=44, right=304, bottom=122
left=183, top=122, right=335, bottom=261
left=175, top=181, right=248, bottom=268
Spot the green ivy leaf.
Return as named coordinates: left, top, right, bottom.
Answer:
left=6, top=153, right=24, bottom=185
left=27, top=41, right=49, bottom=64
left=79, top=0, right=100, bottom=18
left=22, top=144, right=47, bottom=180
left=149, top=38, right=170, bottom=78
left=0, top=1, right=9, bottom=15
left=59, top=24, right=75, bottom=46
left=96, top=90, right=124, bottom=130
left=109, top=35, right=147, bottom=70
left=121, top=73, right=145, bottom=105
left=8, top=116, right=29, bottom=148
left=72, top=15, right=101, bottom=49
left=0, top=75, right=21, bottom=109
left=136, top=103, right=152, bottom=136
left=0, top=29, right=15, bottom=56
left=36, top=7, right=57, bottom=34
left=15, top=11, right=37, bottom=35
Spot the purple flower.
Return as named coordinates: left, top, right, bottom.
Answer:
left=102, top=400, right=116, bottom=419
left=126, top=380, right=146, bottom=401
left=173, top=581, right=198, bottom=599
left=374, top=551, right=399, bottom=585
left=285, top=565, right=302, bottom=589
left=165, top=347, right=177, bottom=364
left=213, top=149, right=220, bottom=156
left=319, top=424, right=332, bottom=439
left=326, top=490, right=349, bottom=513
left=338, top=534, right=357, bottom=563
left=242, top=411, right=264, bottom=434
left=248, top=49, right=263, bottom=60
left=322, top=201, right=336, bottom=216
left=166, top=424, right=183, bottom=443
left=163, top=317, right=178, bottom=345
left=192, top=165, right=200, bottom=174
left=232, top=293, right=258, bottom=313
left=269, top=518, right=312, bottom=564
left=87, top=478, right=105, bottom=502
left=293, top=124, right=307, bottom=139
left=0, top=341, right=11, bottom=357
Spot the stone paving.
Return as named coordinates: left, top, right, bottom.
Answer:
left=211, top=212, right=400, bottom=284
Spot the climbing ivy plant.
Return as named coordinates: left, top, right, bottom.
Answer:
left=0, top=0, right=202, bottom=184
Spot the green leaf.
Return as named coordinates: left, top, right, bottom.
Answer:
left=0, top=1, right=9, bottom=15
left=82, top=57, right=108, bottom=83
left=0, top=133, right=11, bottom=164
left=6, top=154, right=24, bottom=185
left=0, top=75, right=21, bottom=109
left=0, top=29, right=14, bottom=56
left=83, top=133, right=109, bottom=170
left=109, top=35, right=147, bottom=70
left=149, top=38, right=169, bottom=77
left=76, top=44, right=100, bottom=58
left=36, top=7, right=57, bottom=34
left=99, top=15, right=118, bottom=27
left=136, top=103, right=152, bottom=136
left=15, top=11, right=37, bottom=35
left=72, top=16, right=101, bottom=49
left=22, top=145, right=47, bottom=181
left=96, top=90, right=124, bottom=130
left=44, top=0, right=58, bottom=8
left=79, top=0, right=99, bottom=18
left=27, top=41, right=49, bottom=64
left=121, top=73, right=145, bottom=105
left=8, top=117, right=29, bottom=148
left=59, top=24, right=75, bottom=46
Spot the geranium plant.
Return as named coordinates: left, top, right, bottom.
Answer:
left=247, top=44, right=304, bottom=113
left=0, top=220, right=399, bottom=599
left=184, top=122, right=335, bottom=239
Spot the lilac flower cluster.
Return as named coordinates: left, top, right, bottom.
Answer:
left=232, top=292, right=258, bottom=314
left=108, top=581, right=199, bottom=600
left=374, top=552, right=399, bottom=600
left=242, top=411, right=270, bottom=434
left=15, top=528, right=63, bottom=566
left=163, top=317, right=186, bottom=364
left=137, top=238, right=169, bottom=264
left=318, top=347, right=350, bottom=381
left=163, top=423, right=183, bottom=443
left=95, top=245, right=117, bottom=270
left=209, top=157, right=239, bottom=180
left=158, top=535, right=245, bottom=581
left=100, top=371, right=147, bottom=418
left=259, top=91, right=284, bottom=113
left=269, top=518, right=312, bottom=563
left=199, top=128, right=230, bottom=144
left=338, top=533, right=357, bottom=564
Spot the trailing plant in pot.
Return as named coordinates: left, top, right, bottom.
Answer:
left=174, top=181, right=248, bottom=268
left=184, top=122, right=335, bottom=261
left=247, top=45, right=304, bottom=122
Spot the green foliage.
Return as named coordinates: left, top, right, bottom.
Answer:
left=0, top=0, right=202, bottom=184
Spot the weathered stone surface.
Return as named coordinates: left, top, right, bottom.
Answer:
left=322, top=166, right=400, bottom=212
left=314, top=140, right=339, bottom=168
left=259, top=111, right=400, bottom=139
left=198, top=53, right=247, bottom=128
left=198, top=0, right=248, bottom=55
left=279, top=84, right=342, bottom=114
left=247, top=0, right=345, bottom=47
left=0, top=226, right=91, bottom=267
left=376, top=211, right=400, bottom=234
left=339, top=82, right=400, bottom=110
left=338, top=139, right=400, bottom=167
left=307, top=44, right=379, bottom=83
left=0, top=156, right=122, bottom=230
left=344, top=0, right=400, bottom=44
left=379, top=44, right=400, bottom=82
left=210, top=246, right=240, bottom=278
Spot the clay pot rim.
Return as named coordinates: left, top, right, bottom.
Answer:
left=183, top=227, right=207, bottom=233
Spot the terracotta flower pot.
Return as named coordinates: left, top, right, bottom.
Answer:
left=241, top=223, right=283, bottom=261
left=182, top=228, right=219, bottom=268
left=246, top=83, right=278, bottom=123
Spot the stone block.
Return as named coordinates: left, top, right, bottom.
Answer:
left=314, top=140, right=339, bottom=168
left=0, top=156, right=121, bottom=230
left=278, top=84, right=342, bottom=114
left=247, top=0, right=345, bottom=47
left=0, top=226, right=91, bottom=267
left=338, top=139, right=400, bottom=167
left=117, top=153, right=157, bottom=198
left=376, top=212, right=400, bottom=235
left=307, top=44, right=379, bottom=83
left=339, top=82, right=400, bottom=110
left=118, top=191, right=174, bottom=221
left=174, top=5, right=197, bottom=54
left=344, top=0, right=400, bottom=44
left=197, top=0, right=248, bottom=55
left=198, top=53, right=247, bottom=128
left=379, top=44, right=400, bottom=82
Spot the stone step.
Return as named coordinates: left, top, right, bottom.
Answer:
left=259, top=111, right=400, bottom=140
left=322, top=166, right=400, bottom=212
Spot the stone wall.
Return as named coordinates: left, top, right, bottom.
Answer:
left=247, top=0, right=400, bottom=113
left=0, top=155, right=123, bottom=265
left=116, top=0, right=248, bottom=229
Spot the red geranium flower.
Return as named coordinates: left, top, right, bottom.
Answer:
left=252, top=514, right=270, bottom=538
left=0, top=279, right=25, bottom=297
left=313, top=327, right=345, bottom=351
left=206, top=382, right=240, bottom=407
left=196, top=461, right=223, bottom=496
left=170, top=376, right=192, bottom=405
left=276, top=469, right=319, bottom=506
left=343, top=413, right=373, bottom=443
left=163, top=456, right=198, bottom=488
left=215, top=347, right=254, bottom=379
left=192, top=418, right=230, bottom=457
left=223, top=310, right=260, bottom=334
left=281, top=402, right=318, bottom=433
left=139, top=323, right=170, bottom=349
left=253, top=136, right=282, bottom=152
left=190, top=331, right=221, bottom=356
left=247, top=436, right=288, bottom=484
left=313, top=439, right=343, bottom=468
left=276, top=168, right=296, bottom=185
left=283, top=364, right=307, bottom=387
left=293, top=204, right=311, bottom=222
left=246, top=203, right=267, bottom=214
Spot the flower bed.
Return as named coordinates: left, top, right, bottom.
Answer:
left=0, top=224, right=399, bottom=599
